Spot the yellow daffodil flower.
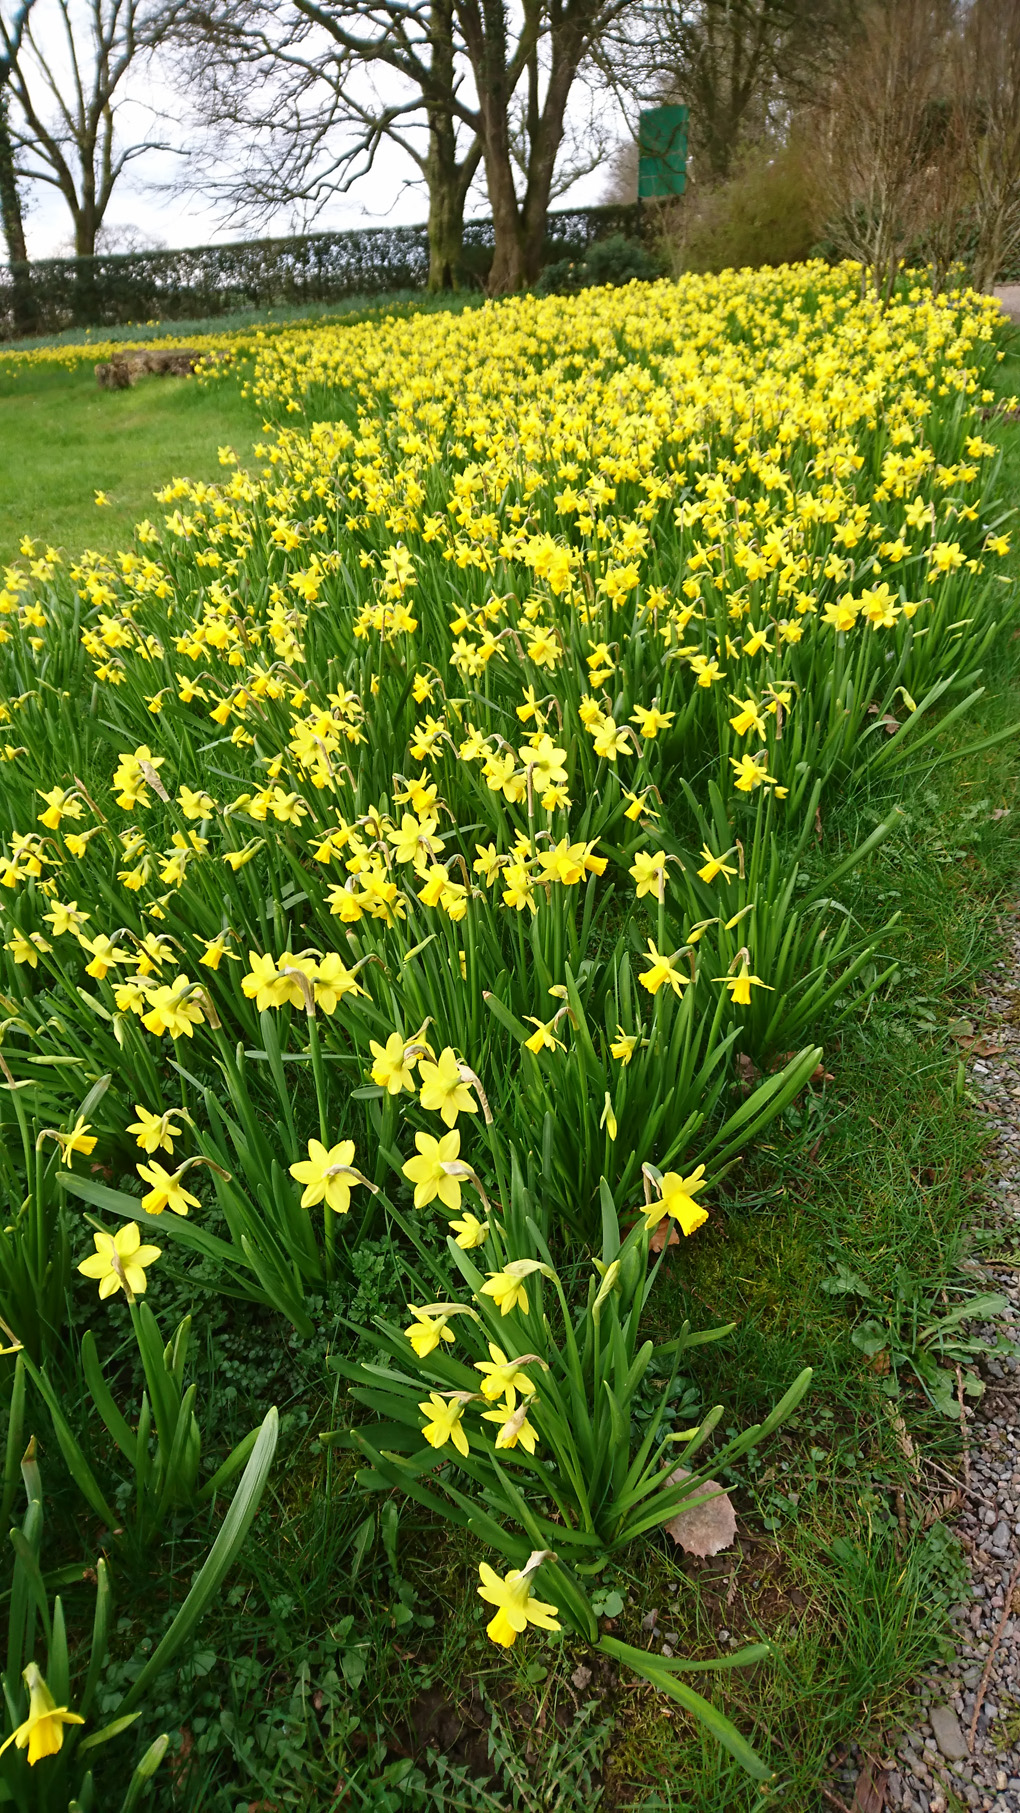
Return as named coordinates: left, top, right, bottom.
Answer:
left=404, top=1307, right=455, bottom=1358
left=417, top=1047, right=477, bottom=1127
left=477, top=1559, right=561, bottom=1648
left=645, top=1165, right=710, bottom=1237
left=0, top=1664, right=85, bottom=1764
left=289, top=1138, right=360, bottom=1214
left=78, top=1222, right=161, bottom=1300
left=127, top=1104, right=183, bottom=1155
left=638, top=939, right=687, bottom=997
left=418, top=1391, right=470, bottom=1456
left=137, top=1161, right=201, bottom=1216
left=402, top=1129, right=463, bottom=1210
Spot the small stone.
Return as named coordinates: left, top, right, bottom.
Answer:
left=990, top=1520, right=1011, bottom=1549
left=931, top=1705, right=969, bottom=1760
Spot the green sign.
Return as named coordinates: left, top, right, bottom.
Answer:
left=638, top=105, right=689, bottom=199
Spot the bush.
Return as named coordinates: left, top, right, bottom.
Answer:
left=658, top=143, right=822, bottom=275
left=535, top=232, right=662, bottom=295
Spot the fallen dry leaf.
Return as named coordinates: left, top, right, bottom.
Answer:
left=954, top=1035, right=1006, bottom=1057
left=884, top=1408, right=919, bottom=1477
left=922, top=1490, right=963, bottom=1528
left=851, top=1758, right=888, bottom=1813
left=664, top=1469, right=737, bottom=1556
left=571, top=1663, right=592, bottom=1690
left=648, top=1215, right=680, bottom=1253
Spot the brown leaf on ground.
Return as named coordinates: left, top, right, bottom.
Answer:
left=648, top=1215, right=679, bottom=1253
left=922, top=1489, right=963, bottom=1528
left=767, top=1053, right=834, bottom=1084
left=885, top=1409, right=920, bottom=1476
left=735, top=1051, right=759, bottom=1091
left=664, top=1470, right=737, bottom=1556
left=953, top=1034, right=1006, bottom=1057
left=851, top=1758, right=888, bottom=1813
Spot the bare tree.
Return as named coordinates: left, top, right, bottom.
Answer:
left=0, top=0, right=175, bottom=258
left=174, top=0, right=484, bottom=291
left=956, top=0, right=1020, bottom=293
left=454, top=0, right=637, bottom=292
left=597, top=0, right=848, bottom=187
left=178, top=0, right=625, bottom=294
left=809, top=0, right=957, bottom=301
left=914, top=93, right=971, bottom=296
left=0, top=5, right=38, bottom=331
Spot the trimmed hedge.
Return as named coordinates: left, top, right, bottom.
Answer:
left=0, top=204, right=643, bottom=339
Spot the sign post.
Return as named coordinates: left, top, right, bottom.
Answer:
left=638, top=106, right=689, bottom=199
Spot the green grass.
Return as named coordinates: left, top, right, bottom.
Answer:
left=0, top=362, right=261, bottom=564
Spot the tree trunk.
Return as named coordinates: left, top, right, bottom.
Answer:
left=424, top=0, right=466, bottom=290
left=484, top=143, right=525, bottom=292
left=426, top=127, right=467, bottom=290
left=520, top=25, right=582, bottom=284
left=75, top=208, right=97, bottom=258
left=457, top=0, right=528, bottom=293
left=971, top=215, right=1004, bottom=294
left=0, top=81, right=37, bottom=334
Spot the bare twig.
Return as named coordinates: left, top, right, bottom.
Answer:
left=955, top=1361, right=972, bottom=1492
left=968, top=1554, right=1020, bottom=1752
left=821, top=1788, right=853, bottom=1813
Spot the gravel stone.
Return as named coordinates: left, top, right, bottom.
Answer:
left=931, top=1707, right=969, bottom=1760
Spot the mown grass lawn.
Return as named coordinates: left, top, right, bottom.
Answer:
left=0, top=363, right=261, bottom=564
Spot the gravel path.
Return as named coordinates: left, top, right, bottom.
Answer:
left=826, top=924, right=1020, bottom=1813
left=994, top=286, right=1020, bottom=324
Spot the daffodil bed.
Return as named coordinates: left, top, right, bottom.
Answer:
left=0, top=262, right=1016, bottom=1801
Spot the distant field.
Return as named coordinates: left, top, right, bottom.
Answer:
left=0, top=361, right=261, bottom=562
